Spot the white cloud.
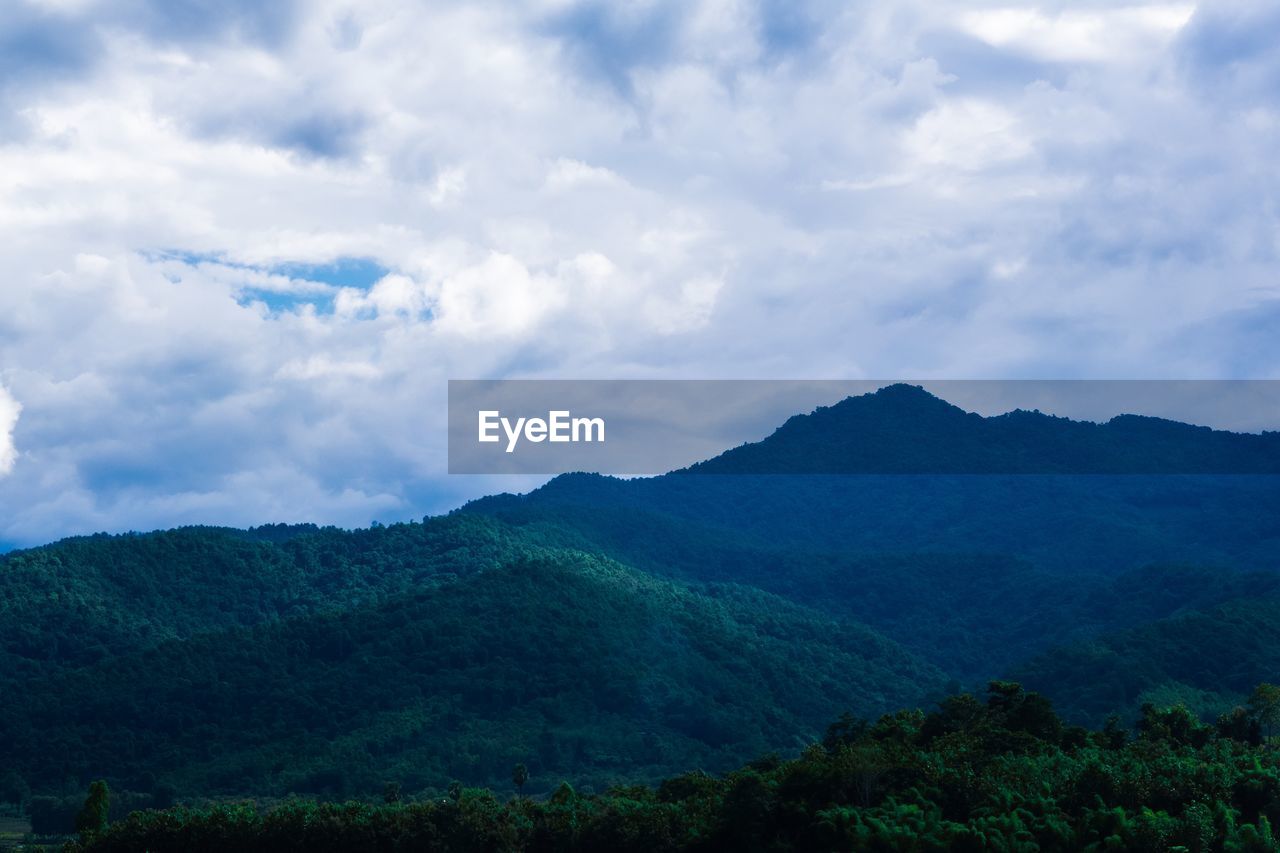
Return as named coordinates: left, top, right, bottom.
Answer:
left=0, top=386, right=19, bottom=477
left=426, top=166, right=468, bottom=207
left=276, top=356, right=382, bottom=381
left=645, top=275, right=724, bottom=334
left=957, top=5, right=1196, bottom=64
left=544, top=158, right=625, bottom=191
left=334, top=274, right=429, bottom=319
left=906, top=98, right=1033, bottom=172
left=435, top=253, right=567, bottom=338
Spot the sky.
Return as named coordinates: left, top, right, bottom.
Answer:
left=0, top=0, right=1278, bottom=546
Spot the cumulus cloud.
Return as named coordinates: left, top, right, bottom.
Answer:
left=0, top=0, right=1278, bottom=544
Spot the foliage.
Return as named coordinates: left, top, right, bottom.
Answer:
left=74, top=781, right=110, bottom=840
left=2, top=551, right=941, bottom=799
left=1014, top=600, right=1280, bottom=727
left=69, top=685, right=1280, bottom=853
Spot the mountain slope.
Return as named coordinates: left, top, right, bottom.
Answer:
left=466, top=473, right=1280, bottom=577
left=1012, top=592, right=1280, bottom=726
left=455, top=497, right=1280, bottom=680
left=0, top=515, right=543, bottom=685
left=3, top=552, right=944, bottom=797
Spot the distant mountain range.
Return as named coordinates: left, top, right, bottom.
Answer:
left=1, top=384, right=1277, bottom=804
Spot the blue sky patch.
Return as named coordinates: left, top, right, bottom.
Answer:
left=268, top=257, right=389, bottom=289
left=145, top=250, right=391, bottom=314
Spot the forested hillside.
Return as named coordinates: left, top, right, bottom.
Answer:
left=0, top=515, right=537, bottom=686
left=4, top=548, right=942, bottom=798
left=2, top=385, right=1278, bottom=825
left=470, top=471, right=1280, bottom=576
left=1014, top=593, right=1280, bottom=727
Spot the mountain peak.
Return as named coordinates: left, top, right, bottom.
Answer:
left=871, top=382, right=941, bottom=401
left=839, top=383, right=974, bottom=417
left=683, top=385, right=1280, bottom=475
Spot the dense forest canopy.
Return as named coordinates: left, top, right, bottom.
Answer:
left=53, top=683, right=1280, bottom=852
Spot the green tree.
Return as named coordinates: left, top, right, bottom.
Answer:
left=75, top=780, right=110, bottom=840
left=512, top=763, right=529, bottom=796
left=834, top=741, right=889, bottom=807
left=1248, top=683, right=1280, bottom=742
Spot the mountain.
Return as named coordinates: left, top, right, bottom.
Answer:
left=1, top=384, right=1278, bottom=807
left=3, top=544, right=942, bottom=797
left=457, top=386, right=1280, bottom=715
left=687, top=383, right=1280, bottom=474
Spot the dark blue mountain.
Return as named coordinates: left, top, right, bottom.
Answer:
left=683, top=383, right=1280, bottom=474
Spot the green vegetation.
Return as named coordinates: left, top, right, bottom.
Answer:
left=63, top=684, right=1280, bottom=852
left=0, top=515, right=535, bottom=685
left=1014, top=594, right=1280, bottom=727
left=2, top=541, right=942, bottom=799
left=74, top=781, right=110, bottom=841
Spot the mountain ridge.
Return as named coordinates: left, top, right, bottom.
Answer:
left=684, top=383, right=1280, bottom=474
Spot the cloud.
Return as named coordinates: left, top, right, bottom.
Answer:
left=906, top=98, right=1032, bottom=172
left=435, top=254, right=565, bottom=338
left=0, top=5, right=100, bottom=85
left=0, top=386, right=19, bottom=476
left=0, top=0, right=1278, bottom=545
left=1177, top=0, right=1280, bottom=103
left=545, top=158, right=625, bottom=191
left=120, top=0, right=301, bottom=46
left=537, top=2, right=686, bottom=98
left=0, top=4, right=102, bottom=137
left=956, top=6, right=1195, bottom=64
left=644, top=275, right=723, bottom=334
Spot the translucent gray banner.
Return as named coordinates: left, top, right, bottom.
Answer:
left=447, top=380, right=1280, bottom=475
